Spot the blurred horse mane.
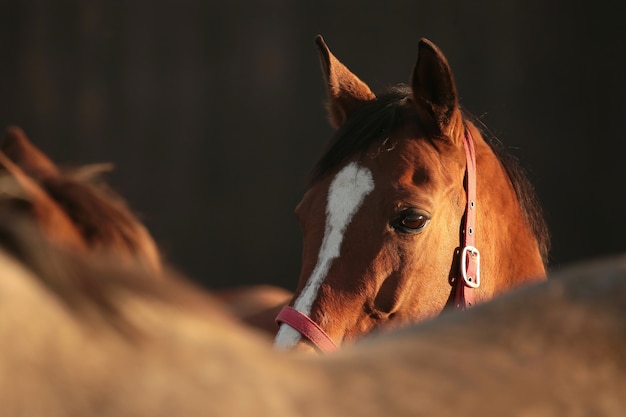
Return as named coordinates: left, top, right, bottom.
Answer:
left=0, top=126, right=289, bottom=335
left=0, top=211, right=228, bottom=334
left=0, top=126, right=161, bottom=271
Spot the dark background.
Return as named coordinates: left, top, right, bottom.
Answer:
left=1, top=0, right=624, bottom=291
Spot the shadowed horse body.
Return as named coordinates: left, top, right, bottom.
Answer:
left=0, top=126, right=289, bottom=336
left=0, top=205, right=622, bottom=416
left=275, top=36, right=550, bottom=351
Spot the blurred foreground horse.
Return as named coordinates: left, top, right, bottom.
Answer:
left=0, top=210, right=622, bottom=416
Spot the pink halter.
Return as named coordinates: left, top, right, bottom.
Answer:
left=454, top=127, right=480, bottom=309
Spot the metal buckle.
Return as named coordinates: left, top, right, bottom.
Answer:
left=461, top=245, right=481, bottom=288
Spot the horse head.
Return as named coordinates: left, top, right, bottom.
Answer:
left=274, top=36, right=549, bottom=352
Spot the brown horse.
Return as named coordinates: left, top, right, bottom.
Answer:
left=0, top=126, right=290, bottom=336
left=0, top=208, right=622, bottom=416
left=274, top=36, right=550, bottom=352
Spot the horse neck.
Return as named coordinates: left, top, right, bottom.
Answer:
left=470, top=126, right=546, bottom=299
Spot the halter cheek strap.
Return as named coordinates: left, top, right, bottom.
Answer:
left=454, top=128, right=480, bottom=309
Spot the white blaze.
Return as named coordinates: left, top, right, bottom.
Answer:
left=274, top=162, right=374, bottom=349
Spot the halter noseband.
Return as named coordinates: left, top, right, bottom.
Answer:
left=274, top=306, right=338, bottom=352
left=276, top=128, right=480, bottom=353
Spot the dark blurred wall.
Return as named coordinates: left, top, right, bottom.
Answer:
left=1, top=0, right=625, bottom=290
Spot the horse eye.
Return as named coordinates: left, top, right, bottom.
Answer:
left=391, top=210, right=430, bottom=234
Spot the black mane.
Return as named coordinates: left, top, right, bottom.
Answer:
left=310, top=85, right=550, bottom=265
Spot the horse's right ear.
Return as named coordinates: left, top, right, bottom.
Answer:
left=315, top=35, right=376, bottom=129
left=411, top=39, right=463, bottom=139
left=1, top=126, right=60, bottom=179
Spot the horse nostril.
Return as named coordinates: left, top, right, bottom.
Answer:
left=366, top=304, right=397, bottom=321
left=365, top=304, right=380, bottom=320
left=369, top=312, right=382, bottom=320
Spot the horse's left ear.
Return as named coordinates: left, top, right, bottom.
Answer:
left=315, top=35, right=376, bottom=129
left=411, top=39, right=463, bottom=140
left=1, top=126, right=60, bottom=179
left=0, top=151, right=86, bottom=250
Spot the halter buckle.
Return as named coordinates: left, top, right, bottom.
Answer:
left=461, top=245, right=481, bottom=288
